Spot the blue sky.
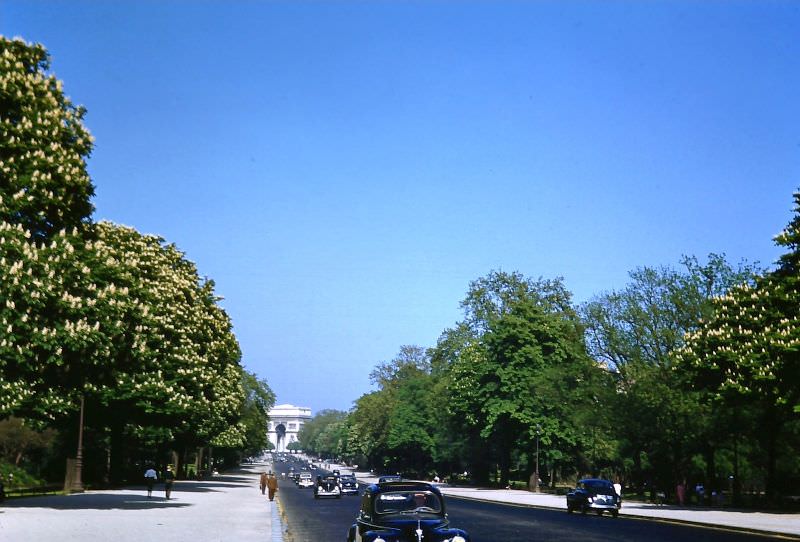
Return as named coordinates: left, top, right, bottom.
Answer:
left=3, top=1, right=799, bottom=415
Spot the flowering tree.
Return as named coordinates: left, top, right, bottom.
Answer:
left=86, top=223, right=245, bottom=472
left=0, top=37, right=95, bottom=240
left=0, top=37, right=259, bottom=481
left=675, top=190, right=800, bottom=498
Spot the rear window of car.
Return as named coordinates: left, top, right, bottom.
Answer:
left=374, top=491, right=442, bottom=514
left=582, top=480, right=614, bottom=493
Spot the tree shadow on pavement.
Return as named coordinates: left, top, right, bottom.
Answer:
left=0, top=492, right=192, bottom=510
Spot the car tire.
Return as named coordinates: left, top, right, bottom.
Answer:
left=581, top=504, right=588, bottom=515
left=611, top=510, right=619, bottom=518
left=596, top=510, right=604, bottom=516
left=566, top=506, right=573, bottom=514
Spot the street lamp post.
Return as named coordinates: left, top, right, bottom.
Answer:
left=71, top=395, right=85, bottom=492
left=534, top=425, right=540, bottom=493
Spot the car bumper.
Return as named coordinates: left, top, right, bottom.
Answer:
left=586, top=502, right=619, bottom=510
left=316, top=490, right=340, bottom=497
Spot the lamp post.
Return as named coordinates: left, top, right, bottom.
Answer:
left=534, top=425, right=540, bottom=493
left=71, top=395, right=85, bottom=492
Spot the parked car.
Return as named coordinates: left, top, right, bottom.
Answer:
left=377, top=474, right=402, bottom=483
left=315, top=475, right=342, bottom=499
left=339, top=474, right=359, bottom=495
left=298, top=473, right=315, bottom=488
left=347, top=481, right=469, bottom=542
left=566, top=478, right=621, bottom=517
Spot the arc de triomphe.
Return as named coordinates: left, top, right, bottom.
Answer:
left=268, top=404, right=312, bottom=452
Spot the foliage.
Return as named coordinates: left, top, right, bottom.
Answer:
left=0, top=38, right=267, bottom=484
left=236, top=372, right=276, bottom=457
left=0, top=37, right=95, bottom=240
left=298, top=409, right=348, bottom=456
left=676, top=192, right=800, bottom=497
left=0, top=417, right=56, bottom=466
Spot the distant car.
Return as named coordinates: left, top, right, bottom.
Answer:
left=377, top=474, right=402, bottom=483
left=298, top=473, right=315, bottom=488
left=339, top=474, right=359, bottom=495
left=566, top=478, right=621, bottom=517
left=347, top=481, right=469, bottom=542
left=315, top=475, right=342, bottom=499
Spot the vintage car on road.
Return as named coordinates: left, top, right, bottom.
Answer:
left=339, top=474, right=359, bottom=495
left=298, top=472, right=315, bottom=488
left=566, top=478, right=621, bottom=517
left=315, top=475, right=342, bottom=499
left=347, top=481, right=470, bottom=542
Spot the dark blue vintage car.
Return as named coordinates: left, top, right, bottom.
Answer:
left=566, top=478, right=621, bottom=517
left=347, top=481, right=470, bottom=542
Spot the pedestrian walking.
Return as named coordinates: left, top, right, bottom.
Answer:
left=144, top=466, right=158, bottom=498
left=266, top=471, right=278, bottom=501
left=259, top=471, right=268, bottom=495
left=163, top=465, right=175, bottom=499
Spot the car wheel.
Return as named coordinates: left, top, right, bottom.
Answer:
left=596, top=510, right=603, bottom=516
left=581, top=504, right=588, bottom=515
left=566, top=506, right=573, bottom=514
left=611, top=510, right=619, bottom=518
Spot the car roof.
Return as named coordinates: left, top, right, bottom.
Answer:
left=367, top=481, right=442, bottom=494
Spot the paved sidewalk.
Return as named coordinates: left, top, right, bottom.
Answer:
left=0, top=462, right=280, bottom=542
left=348, top=469, right=800, bottom=539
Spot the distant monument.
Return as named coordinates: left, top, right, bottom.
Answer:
left=268, top=404, right=311, bottom=452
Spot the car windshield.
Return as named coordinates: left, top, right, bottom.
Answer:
left=374, top=491, right=442, bottom=515
left=581, top=481, right=614, bottom=494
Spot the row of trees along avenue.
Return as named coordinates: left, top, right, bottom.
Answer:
left=0, top=37, right=275, bottom=488
left=300, top=201, right=800, bottom=507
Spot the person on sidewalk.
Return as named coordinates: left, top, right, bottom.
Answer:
left=144, top=466, right=158, bottom=498
left=266, top=471, right=278, bottom=501
left=259, top=471, right=268, bottom=495
left=163, top=465, right=175, bottom=500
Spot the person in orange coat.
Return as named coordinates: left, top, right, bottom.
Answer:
left=259, top=472, right=268, bottom=495
left=266, top=472, right=278, bottom=501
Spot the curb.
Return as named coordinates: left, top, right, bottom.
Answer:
left=443, top=493, right=800, bottom=541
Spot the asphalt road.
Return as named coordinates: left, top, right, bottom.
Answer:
left=274, top=461, right=785, bottom=542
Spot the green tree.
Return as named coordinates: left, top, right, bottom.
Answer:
left=480, top=297, right=605, bottom=485
left=676, top=191, right=800, bottom=499
left=237, top=372, right=276, bottom=459
left=0, top=417, right=56, bottom=466
left=298, top=409, right=348, bottom=455
left=582, top=254, right=760, bottom=491
left=0, top=37, right=95, bottom=240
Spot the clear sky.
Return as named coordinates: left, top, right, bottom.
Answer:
left=3, top=1, right=799, bottom=415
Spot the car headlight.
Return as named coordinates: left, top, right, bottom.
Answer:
left=450, top=537, right=467, bottom=542
left=373, top=538, right=386, bottom=542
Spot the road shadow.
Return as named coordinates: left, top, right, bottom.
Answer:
left=0, top=491, right=192, bottom=510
